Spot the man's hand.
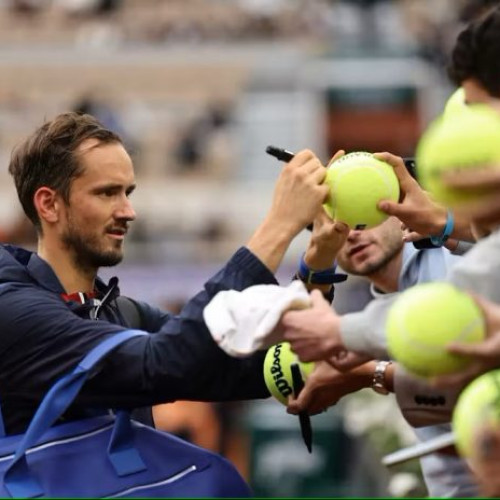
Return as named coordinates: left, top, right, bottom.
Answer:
left=328, top=351, right=373, bottom=372
left=287, top=361, right=375, bottom=415
left=432, top=293, right=500, bottom=388
left=282, top=290, right=344, bottom=362
left=266, top=149, right=328, bottom=236
left=246, top=149, right=328, bottom=273
left=374, top=152, right=449, bottom=238
left=304, top=210, right=349, bottom=270
left=300, top=152, right=349, bottom=293
left=375, top=152, right=475, bottom=243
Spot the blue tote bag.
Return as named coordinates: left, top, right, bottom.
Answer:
left=0, top=330, right=251, bottom=498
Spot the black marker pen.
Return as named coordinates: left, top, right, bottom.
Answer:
left=266, top=145, right=295, bottom=163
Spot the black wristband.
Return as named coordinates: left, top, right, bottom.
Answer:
left=292, top=272, right=336, bottom=304
left=322, top=285, right=335, bottom=304
left=297, top=253, right=348, bottom=286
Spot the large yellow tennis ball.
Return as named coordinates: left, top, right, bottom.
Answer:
left=323, top=152, right=400, bottom=230
left=442, top=88, right=467, bottom=120
left=386, top=282, right=485, bottom=378
left=263, top=342, right=314, bottom=405
left=452, top=370, right=500, bottom=458
left=416, top=104, right=500, bottom=206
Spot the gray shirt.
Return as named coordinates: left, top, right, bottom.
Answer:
left=341, top=243, right=478, bottom=497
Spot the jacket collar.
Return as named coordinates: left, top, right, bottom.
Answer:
left=24, top=249, right=113, bottom=298
left=26, top=251, right=66, bottom=294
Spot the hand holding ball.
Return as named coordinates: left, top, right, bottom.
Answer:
left=452, top=369, right=500, bottom=459
left=263, top=342, right=314, bottom=405
left=323, top=152, right=400, bottom=229
left=416, top=105, right=500, bottom=206
left=386, top=282, right=485, bottom=378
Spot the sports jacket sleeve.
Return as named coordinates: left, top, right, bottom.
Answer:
left=393, top=365, right=459, bottom=427
left=0, top=247, right=274, bottom=433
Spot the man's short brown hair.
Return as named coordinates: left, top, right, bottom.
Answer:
left=448, top=5, right=500, bottom=97
left=8, top=112, right=122, bottom=230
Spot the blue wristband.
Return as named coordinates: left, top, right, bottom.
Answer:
left=297, top=253, right=348, bottom=285
left=430, top=210, right=454, bottom=247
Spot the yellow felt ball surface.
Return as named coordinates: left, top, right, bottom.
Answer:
left=453, top=370, right=500, bottom=458
left=386, top=282, right=485, bottom=378
left=263, top=342, right=314, bottom=405
left=323, top=152, right=400, bottom=229
left=442, top=88, right=467, bottom=120
left=416, top=104, right=500, bottom=206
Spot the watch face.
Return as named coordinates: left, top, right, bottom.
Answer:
left=372, top=383, right=389, bottom=395
left=372, top=360, right=391, bottom=395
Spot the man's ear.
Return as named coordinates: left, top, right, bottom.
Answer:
left=33, top=187, right=61, bottom=224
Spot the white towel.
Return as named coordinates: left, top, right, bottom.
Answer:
left=203, top=280, right=311, bottom=357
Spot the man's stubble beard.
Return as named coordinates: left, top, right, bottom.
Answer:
left=341, top=239, right=403, bottom=278
left=62, top=220, right=123, bottom=274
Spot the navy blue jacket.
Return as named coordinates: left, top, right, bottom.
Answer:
left=0, top=244, right=274, bottom=435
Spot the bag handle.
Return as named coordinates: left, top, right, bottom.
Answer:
left=4, top=329, right=147, bottom=498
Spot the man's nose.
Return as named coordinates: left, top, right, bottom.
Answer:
left=346, top=229, right=362, bottom=242
left=115, top=197, right=136, bottom=221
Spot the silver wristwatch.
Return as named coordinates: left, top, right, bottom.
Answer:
left=372, top=360, right=392, bottom=395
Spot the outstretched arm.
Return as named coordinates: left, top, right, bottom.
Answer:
left=247, top=149, right=329, bottom=273
left=286, top=360, right=395, bottom=415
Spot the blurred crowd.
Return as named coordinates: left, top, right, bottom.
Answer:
left=0, top=0, right=489, bottom=253
left=0, top=0, right=488, bottom=56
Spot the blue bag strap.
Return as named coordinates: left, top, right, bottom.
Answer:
left=108, top=410, right=147, bottom=476
left=4, top=329, right=146, bottom=498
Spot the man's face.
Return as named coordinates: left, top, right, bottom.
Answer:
left=60, top=139, right=136, bottom=271
left=335, top=217, right=403, bottom=276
